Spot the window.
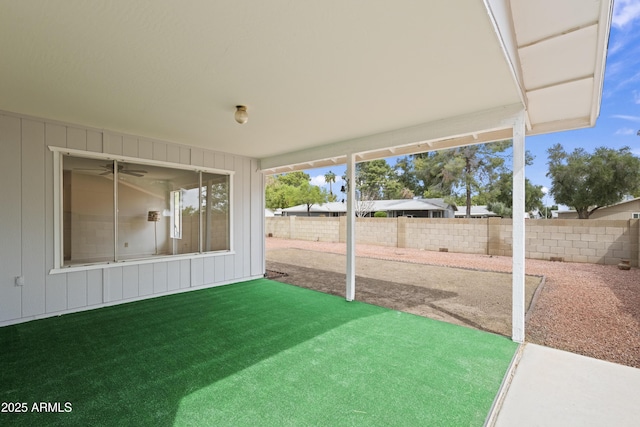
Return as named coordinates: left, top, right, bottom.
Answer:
left=59, top=152, right=232, bottom=267
left=633, top=213, right=640, bottom=219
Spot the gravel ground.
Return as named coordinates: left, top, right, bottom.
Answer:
left=266, top=237, right=640, bottom=368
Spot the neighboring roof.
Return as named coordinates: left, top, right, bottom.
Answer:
left=281, top=199, right=454, bottom=214
left=0, top=1, right=612, bottom=171
left=454, top=206, right=499, bottom=217
left=557, top=197, right=640, bottom=215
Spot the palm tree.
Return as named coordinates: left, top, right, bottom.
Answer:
left=324, top=170, right=337, bottom=201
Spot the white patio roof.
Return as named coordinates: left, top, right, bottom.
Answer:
left=0, top=1, right=611, bottom=173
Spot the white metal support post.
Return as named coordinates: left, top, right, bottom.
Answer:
left=512, top=111, right=526, bottom=343
left=346, top=152, right=356, bottom=301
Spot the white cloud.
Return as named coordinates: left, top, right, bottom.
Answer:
left=612, top=0, right=640, bottom=29
left=611, top=114, right=640, bottom=123
left=634, top=90, right=640, bottom=104
left=310, top=174, right=343, bottom=188
left=309, top=175, right=325, bottom=186
left=614, top=127, right=636, bottom=135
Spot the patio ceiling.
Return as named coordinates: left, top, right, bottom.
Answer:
left=0, top=1, right=611, bottom=171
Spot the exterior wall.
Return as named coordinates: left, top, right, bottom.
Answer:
left=266, top=217, right=640, bottom=267
left=589, top=199, right=640, bottom=220
left=0, top=112, right=264, bottom=326
left=557, top=200, right=640, bottom=220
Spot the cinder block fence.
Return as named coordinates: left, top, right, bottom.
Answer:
left=265, top=217, right=640, bottom=267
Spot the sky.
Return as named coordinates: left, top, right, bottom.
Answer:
left=302, top=1, right=640, bottom=207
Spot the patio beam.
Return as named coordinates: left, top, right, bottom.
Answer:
left=512, top=110, right=526, bottom=343
left=346, top=152, right=356, bottom=302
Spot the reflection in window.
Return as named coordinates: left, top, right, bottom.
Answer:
left=62, top=155, right=231, bottom=266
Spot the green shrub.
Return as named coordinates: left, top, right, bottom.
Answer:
left=374, top=211, right=387, bottom=218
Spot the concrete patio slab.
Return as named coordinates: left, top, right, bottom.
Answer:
left=493, top=343, right=640, bottom=427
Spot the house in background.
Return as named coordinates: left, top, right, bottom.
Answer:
left=0, top=1, right=612, bottom=343
left=454, top=205, right=500, bottom=219
left=557, top=197, right=640, bottom=220
left=281, top=198, right=456, bottom=218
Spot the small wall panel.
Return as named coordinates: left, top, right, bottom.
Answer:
left=123, top=136, right=139, bottom=158
left=167, top=145, right=180, bottom=163
left=203, top=257, right=215, bottom=284
left=190, top=148, right=204, bottom=167
left=67, top=127, right=87, bottom=150
left=138, top=139, right=153, bottom=160
left=67, top=271, right=88, bottom=309
left=153, top=263, right=167, bottom=293
left=234, top=156, right=244, bottom=278
left=167, top=261, right=181, bottom=291
left=179, top=259, right=190, bottom=289
left=87, top=131, right=103, bottom=153
left=250, top=159, right=265, bottom=276
left=153, top=141, right=167, bottom=162
left=0, top=115, right=23, bottom=321
left=104, top=133, right=123, bottom=155
left=138, top=264, right=154, bottom=296
left=106, top=267, right=123, bottom=302
left=214, top=256, right=225, bottom=283
left=87, top=269, right=103, bottom=306
left=122, top=265, right=140, bottom=299
left=45, top=274, right=67, bottom=313
left=21, top=119, right=46, bottom=316
left=191, top=258, right=204, bottom=287
left=179, top=147, right=190, bottom=165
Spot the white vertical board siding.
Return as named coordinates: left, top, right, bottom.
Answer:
left=167, top=261, right=181, bottom=292
left=0, top=115, right=23, bottom=321
left=21, top=119, right=46, bottom=316
left=250, top=159, right=264, bottom=276
left=122, top=265, right=140, bottom=299
left=44, top=123, right=68, bottom=314
left=67, top=271, right=88, bottom=309
left=137, top=264, right=153, bottom=296
left=0, top=112, right=264, bottom=326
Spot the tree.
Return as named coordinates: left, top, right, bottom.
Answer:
left=324, top=170, right=337, bottom=202
left=265, top=172, right=328, bottom=213
left=546, top=144, right=640, bottom=219
left=493, top=172, right=545, bottom=214
left=342, top=159, right=412, bottom=202
left=297, top=182, right=329, bottom=216
left=414, top=141, right=512, bottom=217
left=394, top=156, right=423, bottom=196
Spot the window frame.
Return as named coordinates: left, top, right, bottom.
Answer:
left=50, top=147, right=234, bottom=273
left=633, top=213, right=640, bottom=219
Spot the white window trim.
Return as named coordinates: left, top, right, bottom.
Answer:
left=632, top=213, right=640, bottom=219
left=49, top=146, right=235, bottom=273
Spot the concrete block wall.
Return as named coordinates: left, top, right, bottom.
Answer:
left=265, top=217, right=639, bottom=266
left=525, top=219, right=639, bottom=266
left=356, top=218, right=398, bottom=247
left=401, top=218, right=489, bottom=254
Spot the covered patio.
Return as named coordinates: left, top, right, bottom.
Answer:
left=0, top=0, right=615, bottom=424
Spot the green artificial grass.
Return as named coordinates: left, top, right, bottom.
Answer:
left=0, top=279, right=517, bottom=426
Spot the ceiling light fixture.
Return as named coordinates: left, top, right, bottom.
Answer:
left=234, top=105, right=248, bottom=124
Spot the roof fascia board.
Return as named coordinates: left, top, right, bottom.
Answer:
left=484, top=0, right=530, bottom=129
left=590, top=0, right=613, bottom=126
left=260, top=103, right=524, bottom=172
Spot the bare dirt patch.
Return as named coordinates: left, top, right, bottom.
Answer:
left=266, top=238, right=640, bottom=368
